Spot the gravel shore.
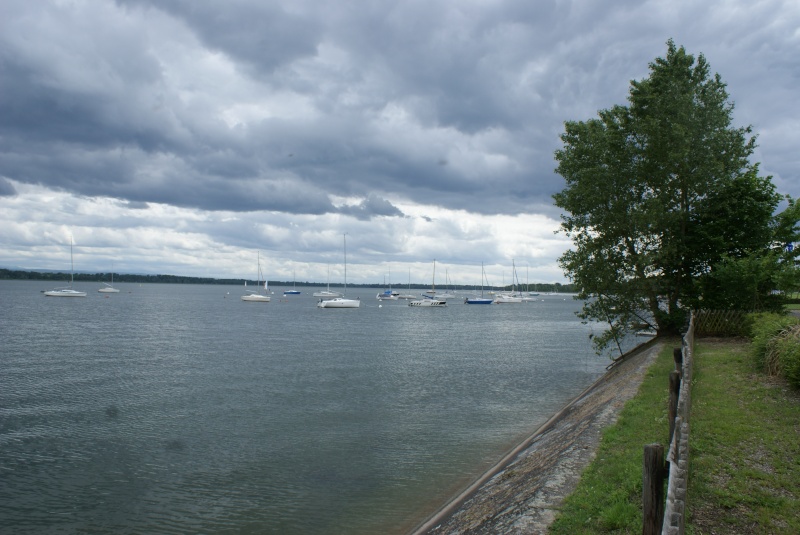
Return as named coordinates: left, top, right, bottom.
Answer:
left=412, top=339, right=664, bottom=535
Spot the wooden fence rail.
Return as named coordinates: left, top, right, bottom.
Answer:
left=642, top=312, right=695, bottom=535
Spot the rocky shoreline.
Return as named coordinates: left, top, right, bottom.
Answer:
left=412, top=339, right=664, bottom=534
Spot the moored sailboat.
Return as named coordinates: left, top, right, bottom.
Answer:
left=45, top=236, right=87, bottom=297
left=313, top=265, right=342, bottom=298
left=317, top=235, right=360, bottom=308
left=241, top=251, right=271, bottom=302
left=98, top=264, right=120, bottom=293
left=465, top=262, right=493, bottom=304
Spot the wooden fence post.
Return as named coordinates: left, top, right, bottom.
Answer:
left=668, top=370, right=681, bottom=445
left=673, top=347, right=683, bottom=374
left=643, top=443, right=665, bottom=535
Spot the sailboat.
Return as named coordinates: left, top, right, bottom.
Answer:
left=410, top=260, right=446, bottom=307
left=317, top=235, right=361, bottom=308
left=98, top=264, right=120, bottom=293
left=313, top=265, right=342, bottom=298
left=283, top=270, right=301, bottom=295
left=397, top=268, right=417, bottom=299
left=376, top=269, right=399, bottom=300
left=433, top=268, right=456, bottom=299
left=421, top=259, right=441, bottom=298
left=241, top=251, right=271, bottom=302
left=44, top=236, right=87, bottom=297
left=521, top=264, right=537, bottom=302
left=465, top=262, right=493, bottom=304
left=494, top=260, right=523, bottom=303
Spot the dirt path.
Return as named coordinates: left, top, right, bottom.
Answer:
left=412, top=339, right=664, bottom=534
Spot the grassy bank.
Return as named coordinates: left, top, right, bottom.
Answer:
left=548, top=342, right=677, bottom=533
left=548, top=339, right=800, bottom=534
left=688, top=339, right=799, bottom=533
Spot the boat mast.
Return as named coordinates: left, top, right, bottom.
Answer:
left=480, top=261, right=484, bottom=297
left=343, top=233, right=347, bottom=295
left=70, top=236, right=75, bottom=288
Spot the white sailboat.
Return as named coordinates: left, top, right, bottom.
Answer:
left=98, top=264, right=120, bottom=293
left=435, top=268, right=456, bottom=299
left=397, top=268, right=417, bottom=299
left=313, top=265, right=342, bottom=298
left=44, top=236, right=87, bottom=297
left=494, top=260, right=523, bottom=303
left=317, top=235, right=360, bottom=308
left=421, top=259, right=441, bottom=298
left=521, top=264, right=537, bottom=302
left=241, top=251, right=271, bottom=302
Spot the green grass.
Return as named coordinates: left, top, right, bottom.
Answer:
left=687, top=340, right=800, bottom=533
left=548, top=339, right=800, bottom=534
left=548, top=342, right=677, bottom=534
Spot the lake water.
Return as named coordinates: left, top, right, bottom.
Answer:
left=0, top=280, right=613, bottom=534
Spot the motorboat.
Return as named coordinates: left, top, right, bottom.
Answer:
left=409, top=296, right=447, bottom=307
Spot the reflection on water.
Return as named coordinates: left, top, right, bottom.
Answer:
left=0, top=281, right=611, bottom=534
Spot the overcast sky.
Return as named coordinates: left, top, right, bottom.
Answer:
left=1, top=0, right=798, bottom=287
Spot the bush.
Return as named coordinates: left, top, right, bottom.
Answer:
left=748, top=312, right=800, bottom=387
left=772, top=327, right=800, bottom=388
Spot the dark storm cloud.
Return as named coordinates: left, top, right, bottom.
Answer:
left=0, top=0, right=798, bottom=225
left=122, top=0, right=324, bottom=74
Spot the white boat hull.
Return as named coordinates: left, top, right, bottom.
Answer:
left=44, top=289, right=87, bottom=297
left=409, top=299, right=447, bottom=307
left=98, top=287, right=120, bottom=293
left=241, top=293, right=271, bottom=302
left=317, top=297, right=361, bottom=308
left=494, top=295, right=524, bottom=303
left=313, top=291, right=342, bottom=298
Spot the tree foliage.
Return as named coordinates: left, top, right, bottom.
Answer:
left=553, top=40, right=799, bottom=355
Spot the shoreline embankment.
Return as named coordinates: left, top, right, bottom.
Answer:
left=411, top=338, right=664, bottom=534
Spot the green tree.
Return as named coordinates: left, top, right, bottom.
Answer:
left=553, top=40, right=796, bottom=355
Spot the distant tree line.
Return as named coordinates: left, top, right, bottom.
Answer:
left=0, top=268, right=576, bottom=293
left=0, top=269, right=248, bottom=285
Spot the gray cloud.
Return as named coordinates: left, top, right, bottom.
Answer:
left=337, top=194, right=405, bottom=220
left=0, top=177, right=17, bottom=196
left=0, top=0, right=798, bottom=282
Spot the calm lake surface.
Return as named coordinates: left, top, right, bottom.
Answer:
left=0, top=280, right=614, bottom=534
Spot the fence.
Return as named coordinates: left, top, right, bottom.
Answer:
left=643, top=312, right=695, bottom=534
left=693, top=309, right=747, bottom=336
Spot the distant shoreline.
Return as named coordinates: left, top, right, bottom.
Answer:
left=0, top=268, right=576, bottom=293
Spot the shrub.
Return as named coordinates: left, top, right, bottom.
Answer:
left=748, top=312, right=800, bottom=387
left=772, top=326, right=800, bottom=388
